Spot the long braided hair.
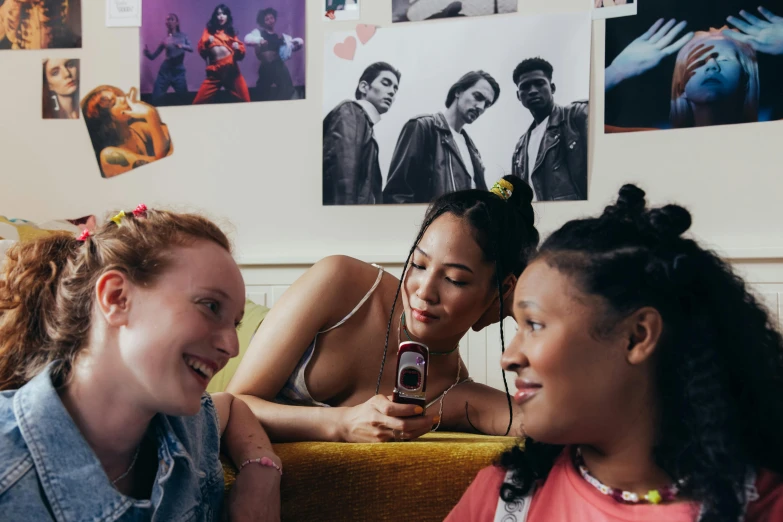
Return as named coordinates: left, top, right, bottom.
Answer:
left=375, top=176, right=538, bottom=434
left=498, top=184, right=783, bottom=521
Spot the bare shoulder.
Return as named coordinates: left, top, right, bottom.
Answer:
left=308, top=255, right=382, bottom=289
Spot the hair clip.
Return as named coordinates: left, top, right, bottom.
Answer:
left=132, top=204, right=148, bottom=217
left=77, top=229, right=91, bottom=242
left=490, top=179, right=514, bottom=201
left=110, top=211, right=126, bottom=227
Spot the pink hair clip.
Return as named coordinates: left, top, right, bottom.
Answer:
left=77, top=229, right=91, bottom=242
left=132, top=204, right=148, bottom=217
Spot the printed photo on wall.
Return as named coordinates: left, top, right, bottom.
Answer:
left=43, top=58, right=80, bottom=119
left=605, top=0, right=783, bottom=132
left=323, top=11, right=591, bottom=205
left=324, top=0, right=360, bottom=22
left=0, top=0, right=82, bottom=49
left=593, top=0, right=636, bottom=20
left=139, top=0, right=306, bottom=106
left=80, top=86, right=174, bottom=179
left=392, top=0, right=517, bottom=23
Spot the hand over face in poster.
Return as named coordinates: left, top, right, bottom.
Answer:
left=81, top=86, right=174, bottom=178
left=0, top=0, right=81, bottom=49
left=322, top=12, right=591, bottom=205
left=140, top=0, right=306, bottom=107
left=605, top=1, right=783, bottom=132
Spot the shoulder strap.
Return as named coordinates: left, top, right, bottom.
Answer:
left=320, top=264, right=384, bottom=334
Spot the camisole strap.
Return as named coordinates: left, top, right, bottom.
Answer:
left=319, top=263, right=384, bottom=334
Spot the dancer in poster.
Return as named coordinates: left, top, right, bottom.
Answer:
left=511, top=58, right=588, bottom=201
left=143, top=13, right=192, bottom=106
left=383, top=70, right=498, bottom=204
left=0, top=0, right=80, bottom=49
left=323, top=62, right=401, bottom=205
left=81, top=86, right=173, bottom=178
left=192, top=4, right=250, bottom=104
left=42, top=58, right=79, bottom=119
left=244, top=7, right=304, bottom=101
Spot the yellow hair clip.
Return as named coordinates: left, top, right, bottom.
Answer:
left=110, top=210, right=126, bottom=227
left=490, top=179, right=514, bottom=201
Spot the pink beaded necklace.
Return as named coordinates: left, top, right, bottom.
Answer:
left=573, top=447, right=684, bottom=505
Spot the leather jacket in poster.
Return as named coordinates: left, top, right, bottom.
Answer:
left=512, top=101, right=588, bottom=201
left=322, top=100, right=382, bottom=205
left=383, top=112, right=488, bottom=204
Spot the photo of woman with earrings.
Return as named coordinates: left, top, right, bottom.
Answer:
left=42, top=58, right=79, bottom=119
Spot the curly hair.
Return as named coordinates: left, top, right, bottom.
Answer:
left=0, top=208, right=231, bottom=391
left=374, top=176, right=539, bottom=435
left=498, top=185, right=783, bottom=521
left=512, top=57, right=554, bottom=86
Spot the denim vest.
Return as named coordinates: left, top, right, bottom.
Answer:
left=0, top=363, right=225, bottom=521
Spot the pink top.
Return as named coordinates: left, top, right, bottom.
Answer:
left=445, top=450, right=783, bottom=522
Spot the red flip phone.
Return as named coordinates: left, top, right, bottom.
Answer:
left=392, top=341, right=430, bottom=410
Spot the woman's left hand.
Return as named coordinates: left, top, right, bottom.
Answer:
left=724, top=6, right=783, bottom=55
left=226, top=465, right=281, bottom=522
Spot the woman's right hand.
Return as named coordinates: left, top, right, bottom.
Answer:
left=207, top=35, right=215, bottom=44
left=605, top=18, right=694, bottom=90
left=337, top=395, right=437, bottom=443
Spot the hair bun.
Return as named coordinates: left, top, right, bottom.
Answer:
left=501, top=175, right=534, bottom=208
left=602, top=184, right=646, bottom=221
left=647, top=205, right=692, bottom=238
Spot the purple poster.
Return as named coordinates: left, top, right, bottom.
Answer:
left=140, top=0, right=306, bottom=106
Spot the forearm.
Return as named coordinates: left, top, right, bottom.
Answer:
left=217, top=394, right=279, bottom=468
left=441, top=382, right=521, bottom=436
left=604, top=63, right=627, bottom=91
left=236, top=393, right=345, bottom=442
left=144, top=113, right=169, bottom=159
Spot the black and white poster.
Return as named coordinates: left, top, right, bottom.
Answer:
left=392, top=0, right=518, bottom=23
left=605, top=0, right=783, bottom=132
left=322, top=11, right=591, bottom=205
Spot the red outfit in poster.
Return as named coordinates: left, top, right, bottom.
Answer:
left=193, top=28, right=250, bottom=104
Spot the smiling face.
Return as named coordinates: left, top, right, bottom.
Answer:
left=45, top=59, right=78, bottom=97
left=402, top=213, right=497, bottom=345
left=453, top=78, right=495, bottom=125
left=683, top=40, right=744, bottom=105
left=516, top=70, right=555, bottom=115
left=501, top=259, right=640, bottom=444
left=116, top=240, right=245, bottom=416
left=360, top=70, right=399, bottom=114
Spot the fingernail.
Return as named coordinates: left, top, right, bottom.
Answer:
left=414, top=406, right=424, bottom=414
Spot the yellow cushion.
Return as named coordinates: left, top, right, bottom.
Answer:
left=223, top=432, right=516, bottom=521
left=207, top=299, right=270, bottom=393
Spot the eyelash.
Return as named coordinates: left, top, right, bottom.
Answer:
left=410, top=262, right=468, bottom=287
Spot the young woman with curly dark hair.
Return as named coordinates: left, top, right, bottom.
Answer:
left=446, top=185, right=783, bottom=521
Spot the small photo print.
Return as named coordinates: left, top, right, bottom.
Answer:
left=0, top=0, right=82, bottom=50
left=392, top=0, right=517, bottom=23
left=593, top=0, right=637, bottom=20
left=81, top=86, right=174, bottom=179
left=324, top=0, right=360, bottom=21
left=42, top=58, right=80, bottom=119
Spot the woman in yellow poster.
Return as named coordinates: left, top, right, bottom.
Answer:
left=0, top=0, right=81, bottom=50
left=81, top=86, right=174, bottom=179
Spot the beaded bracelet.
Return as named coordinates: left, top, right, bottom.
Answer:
left=239, top=456, right=282, bottom=476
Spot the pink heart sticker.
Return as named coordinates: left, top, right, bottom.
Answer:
left=333, top=36, right=357, bottom=60
left=356, top=24, right=376, bottom=45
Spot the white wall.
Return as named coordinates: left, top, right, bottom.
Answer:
left=1, top=0, right=782, bottom=265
